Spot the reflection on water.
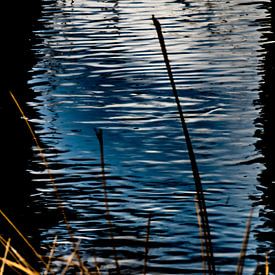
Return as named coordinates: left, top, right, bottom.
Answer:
left=27, top=0, right=273, bottom=273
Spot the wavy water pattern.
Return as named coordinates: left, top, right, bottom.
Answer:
left=28, top=0, right=270, bottom=273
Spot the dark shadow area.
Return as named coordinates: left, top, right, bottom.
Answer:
left=0, top=0, right=44, bottom=269
left=253, top=0, right=275, bottom=273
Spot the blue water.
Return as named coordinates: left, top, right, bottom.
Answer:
left=26, top=0, right=273, bottom=273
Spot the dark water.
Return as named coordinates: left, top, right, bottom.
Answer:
left=1, top=0, right=275, bottom=274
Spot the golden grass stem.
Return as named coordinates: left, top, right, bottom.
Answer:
left=152, top=15, right=216, bottom=275
left=0, top=238, right=11, bottom=275
left=61, top=253, right=76, bottom=275
left=265, top=253, right=269, bottom=275
left=9, top=91, right=88, bottom=274
left=0, top=258, right=39, bottom=275
left=0, top=235, right=35, bottom=274
left=44, top=236, right=58, bottom=275
left=0, top=209, right=45, bottom=266
left=236, top=208, right=254, bottom=275
left=61, top=241, right=81, bottom=275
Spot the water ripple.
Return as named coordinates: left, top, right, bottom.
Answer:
left=28, top=0, right=270, bottom=273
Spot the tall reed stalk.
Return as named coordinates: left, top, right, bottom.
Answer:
left=152, top=15, right=216, bottom=275
left=95, top=129, right=121, bottom=275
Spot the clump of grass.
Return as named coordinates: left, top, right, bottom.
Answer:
left=0, top=234, right=39, bottom=275
left=1, top=92, right=91, bottom=274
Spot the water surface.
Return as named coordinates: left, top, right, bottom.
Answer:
left=27, top=0, right=273, bottom=273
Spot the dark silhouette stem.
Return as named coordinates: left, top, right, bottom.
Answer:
left=95, top=129, right=121, bottom=275
left=143, top=214, right=152, bottom=275
left=152, top=15, right=216, bottom=275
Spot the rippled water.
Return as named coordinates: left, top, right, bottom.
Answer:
left=27, top=0, right=272, bottom=273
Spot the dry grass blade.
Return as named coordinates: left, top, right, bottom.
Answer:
left=236, top=208, right=254, bottom=275
left=152, top=15, right=216, bottom=275
left=95, top=128, right=121, bottom=275
left=0, top=258, right=39, bottom=275
left=265, top=253, right=269, bottom=275
left=0, top=238, right=11, bottom=275
left=61, top=250, right=77, bottom=275
left=9, top=91, right=89, bottom=274
left=9, top=92, right=40, bottom=149
left=44, top=236, right=58, bottom=275
left=61, top=239, right=92, bottom=275
left=0, top=209, right=45, bottom=266
left=0, top=235, right=36, bottom=274
left=61, top=243, right=80, bottom=275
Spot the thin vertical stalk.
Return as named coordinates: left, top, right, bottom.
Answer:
left=44, top=236, right=58, bottom=275
left=152, top=15, right=216, bottom=275
left=265, top=252, right=269, bottom=275
left=236, top=208, right=254, bottom=275
left=95, top=129, right=120, bottom=275
left=143, top=214, right=152, bottom=275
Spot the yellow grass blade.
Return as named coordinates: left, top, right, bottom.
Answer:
left=0, top=238, right=11, bottom=275
left=0, top=209, right=44, bottom=266
left=44, top=236, right=58, bottom=275
left=61, top=250, right=77, bottom=275
left=265, top=253, right=269, bottom=275
left=9, top=91, right=88, bottom=273
left=61, top=240, right=91, bottom=275
left=9, top=91, right=53, bottom=181
left=9, top=92, right=38, bottom=146
left=0, top=235, right=29, bottom=272
left=0, top=258, right=39, bottom=275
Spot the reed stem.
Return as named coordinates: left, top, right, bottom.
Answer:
left=95, top=129, right=121, bottom=275
left=152, top=15, right=216, bottom=275
left=143, top=214, right=152, bottom=275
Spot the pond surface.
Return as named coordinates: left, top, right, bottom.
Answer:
left=23, top=0, right=274, bottom=273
